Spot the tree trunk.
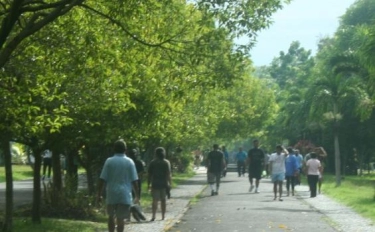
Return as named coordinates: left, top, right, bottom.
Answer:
left=2, top=139, right=13, bottom=232
left=51, top=149, right=62, bottom=208
left=334, top=130, right=341, bottom=186
left=65, top=149, right=78, bottom=192
left=31, top=147, right=43, bottom=223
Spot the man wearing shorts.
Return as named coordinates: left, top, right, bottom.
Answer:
left=269, top=145, right=288, bottom=201
left=97, top=140, right=139, bottom=232
left=247, top=139, right=265, bottom=193
left=206, top=144, right=226, bottom=196
left=148, top=147, right=172, bottom=221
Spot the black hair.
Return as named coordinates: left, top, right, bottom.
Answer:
left=114, top=140, right=127, bottom=153
left=155, top=147, right=166, bottom=159
left=213, top=144, right=219, bottom=149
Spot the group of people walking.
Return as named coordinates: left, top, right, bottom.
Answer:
left=206, top=139, right=327, bottom=201
left=97, top=138, right=326, bottom=232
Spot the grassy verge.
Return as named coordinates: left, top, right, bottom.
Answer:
left=0, top=165, right=88, bottom=183
left=0, top=165, right=33, bottom=182
left=322, top=173, right=375, bottom=223
left=9, top=169, right=196, bottom=231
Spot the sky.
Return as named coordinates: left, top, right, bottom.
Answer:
left=248, top=0, right=357, bottom=66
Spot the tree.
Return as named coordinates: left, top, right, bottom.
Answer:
left=307, top=37, right=369, bottom=186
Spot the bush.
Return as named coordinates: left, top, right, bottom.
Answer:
left=169, top=152, right=193, bottom=173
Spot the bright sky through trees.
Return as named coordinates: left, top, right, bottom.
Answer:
left=249, top=0, right=356, bottom=66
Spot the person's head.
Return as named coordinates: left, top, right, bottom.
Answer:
left=295, top=149, right=300, bottom=155
left=155, top=147, right=166, bottom=159
left=253, top=139, right=259, bottom=148
left=275, top=145, right=283, bottom=153
left=238, top=147, right=243, bottom=151
left=213, top=144, right=219, bottom=150
left=114, top=140, right=127, bottom=153
left=287, top=147, right=294, bottom=154
left=310, top=152, right=317, bottom=159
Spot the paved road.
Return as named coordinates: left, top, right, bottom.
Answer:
left=168, top=170, right=375, bottom=232
left=1, top=168, right=374, bottom=232
left=0, top=179, right=34, bottom=209
left=0, top=175, right=87, bottom=210
left=169, top=172, right=338, bottom=232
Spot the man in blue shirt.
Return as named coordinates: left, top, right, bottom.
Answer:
left=294, top=149, right=303, bottom=185
left=97, top=140, right=139, bottom=232
left=235, top=147, right=247, bottom=177
left=285, top=148, right=299, bottom=196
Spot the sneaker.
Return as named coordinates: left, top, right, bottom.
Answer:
left=249, top=185, right=254, bottom=192
left=255, top=189, right=260, bottom=193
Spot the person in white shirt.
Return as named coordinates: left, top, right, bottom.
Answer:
left=305, top=152, right=322, bottom=198
left=268, top=145, right=288, bottom=201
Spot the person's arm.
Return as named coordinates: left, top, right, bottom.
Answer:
left=206, top=154, right=211, bottom=171
left=282, top=147, right=289, bottom=156
left=317, top=147, right=327, bottom=157
left=318, top=161, right=323, bottom=176
left=132, top=180, right=140, bottom=204
left=167, top=161, right=172, bottom=187
left=246, top=152, right=250, bottom=167
left=268, top=155, right=273, bottom=174
left=293, top=157, right=299, bottom=176
left=147, top=163, right=152, bottom=191
left=222, top=154, right=226, bottom=170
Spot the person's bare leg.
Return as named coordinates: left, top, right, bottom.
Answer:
left=161, top=200, right=166, bottom=220
left=151, top=199, right=158, bottom=220
left=255, top=179, right=260, bottom=188
left=278, top=181, right=283, bottom=200
left=116, top=218, right=124, bottom=232
left=108, top=216, right=115, bottom=232
left=273, top=182, right=277, bottom=200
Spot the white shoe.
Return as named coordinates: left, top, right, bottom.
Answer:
left=249, top=185, right=254, bottom=192
left=255, top=189, right=260, bottom=193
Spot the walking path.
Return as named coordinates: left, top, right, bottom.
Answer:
left=1, top=168, right=374, bottom=231
left=126, top=167, right=374, bottom=232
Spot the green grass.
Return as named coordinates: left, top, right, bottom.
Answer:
left=0, top=165, right=87, bottom=183
left=13, top=218, right=106, bottom=232
left=0, top=165, right=33, bottom=182
left=322, top=174, right=375, bottom=223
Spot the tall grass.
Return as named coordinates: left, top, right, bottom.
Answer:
left=322, top=174, right=375, bottom=222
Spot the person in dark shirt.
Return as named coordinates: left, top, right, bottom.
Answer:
left=128, top=149, right=145, bottom=200
left=247, top=139, right=266, bottom=193
left=148, top=147, right=171, bottom=221
left=206, top=144, right=226, bottom=196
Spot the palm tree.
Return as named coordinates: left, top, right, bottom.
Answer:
left=307, top=63, right=370, bottom=186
